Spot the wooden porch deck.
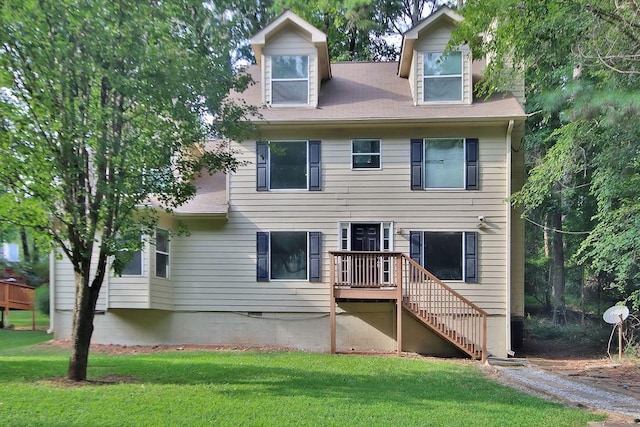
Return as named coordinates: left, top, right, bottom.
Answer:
left=329, top=251, right=487, bottom=361
left=0, top=279, right=36, bottom=330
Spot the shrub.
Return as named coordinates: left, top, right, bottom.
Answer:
left=35, top=285, right=50, bottom=315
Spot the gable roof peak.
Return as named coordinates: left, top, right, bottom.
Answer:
left=250, top=10, right=331, bottom=80
left=398, top=6, right=463, bottom=78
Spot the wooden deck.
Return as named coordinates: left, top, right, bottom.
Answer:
left=329, top=251, right=487, bottom=360
left=0, top=280, right=36, bottom=330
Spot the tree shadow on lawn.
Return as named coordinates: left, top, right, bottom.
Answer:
left=0, top=352, right=542, bottom=409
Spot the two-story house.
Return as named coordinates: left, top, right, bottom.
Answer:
left=50, top=7, right=526, bottom=359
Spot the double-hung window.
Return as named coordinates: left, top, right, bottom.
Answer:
left=271, top=55, right=309, bottom=104
left=410, top=137, right=478, bottom=190
left=256, top=140, right=321, bottom=191
left=423, top=51, right=463, bottom=102
left=256, top=231, right=322, bottom=282
left=155, top=229, right=169, bottom=279
left=410, top=231, right=478, bottom=282
left=114, top=234, right=143, bottom=277
left=121, top=248, right=143, bottom=276
left=352, top=139, right=381, bottom=169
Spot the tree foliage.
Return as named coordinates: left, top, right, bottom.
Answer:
left=235, top=0, right=452, bottom=62
left=454, top=0, right=640, bottom=310
left=0, top=0, right=255, bottom=380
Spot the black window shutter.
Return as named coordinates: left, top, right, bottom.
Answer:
left=308, top=140, right=321, bottom=191
left=410, top=139, right=424, bottom=190
left=409, top=231, right=422, bottom=266
left=257, top=232, right=269, bottom=281
left=464, top=232, right=478, bottom=282
left=308, top=232, right=322, bottom=282
left=465, top=138, right=479, bottom=190
left=256, top=141, right=268, bottom=191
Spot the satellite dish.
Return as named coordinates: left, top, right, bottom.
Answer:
left=603, top=305, right=630, bottom=325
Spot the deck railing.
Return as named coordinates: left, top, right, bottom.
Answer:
left=0, top=280, right=36, bottom=330
left=329, top=251, right=487, bottom=360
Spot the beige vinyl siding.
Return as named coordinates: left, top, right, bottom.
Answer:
left=219, top=123, right=510, bottom=317
left=109, top=242, right=152, bottom=309
left=170, top=219, right=328, bottom=312
left=414, top=21, right=472, bottom=105
left=263, top=29, right=318, bottom=107
left=149, top=217, right=175, bottom=310
left=53, top=250, right=76, bottom=311
left=53, top=247, right=107, bottom=311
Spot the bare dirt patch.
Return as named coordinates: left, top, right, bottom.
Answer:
left=518, top=337, right=640, bottom=402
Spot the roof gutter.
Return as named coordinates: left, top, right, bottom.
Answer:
left=250, top=115, right=527, bottom=129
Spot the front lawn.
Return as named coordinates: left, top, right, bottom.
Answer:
left=0, top=331, right=603, bottom=427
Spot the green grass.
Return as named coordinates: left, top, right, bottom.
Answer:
left=0, top=329, right=50, bottom=351
left=0, top=331, right=603, bottom=427
left=3, top=309, right=50, bottom=330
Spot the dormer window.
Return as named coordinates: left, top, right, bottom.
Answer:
left=423, top=51, right=463, bottom=102
left=271, top=55, right=309, bottom=104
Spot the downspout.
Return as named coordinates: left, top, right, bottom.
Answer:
left=47, top=250, right=55, bottom=334
left=505, top=119, right=514, bottom=355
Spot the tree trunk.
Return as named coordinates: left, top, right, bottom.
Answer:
left=32, top=242, right=40, bottom=264
left=20, top=227, right=30, bottom=263
left=550, top=210, right=565, bottom=324
left=544, top=215, right=551, bottom=312
left=67, top=270, right=98, bottom=381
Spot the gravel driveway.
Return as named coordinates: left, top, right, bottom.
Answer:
left=484, top=359, right=640, bottom=423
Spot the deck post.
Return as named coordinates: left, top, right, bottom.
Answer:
left=396, top=255, right=402, bottom=356
left=329, top=254, right=336, bottom=354
left=3, top=283, right=8, bottom=327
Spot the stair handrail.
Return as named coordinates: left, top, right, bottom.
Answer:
left=401, top=255, right=488, bottom=316
left=401, top=254, right=487, bottom=361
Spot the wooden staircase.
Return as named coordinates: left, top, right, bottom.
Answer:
left=400, top=255, right=487, bottom=360
left=329, top=251, right=487, bottom=361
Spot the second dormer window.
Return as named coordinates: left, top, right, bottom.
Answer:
left=423, top=51, right=462, bottom=102
left=271, top=55, right=309, bottom=104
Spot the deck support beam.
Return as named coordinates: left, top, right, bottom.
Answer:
left=396, top=256, right=403, bottom=356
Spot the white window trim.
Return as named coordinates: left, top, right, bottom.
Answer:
left=114, top=235, right=144, bottom=277
left=423, top=137, right=466, bottom=190
left=120, top=249, right=144, bottom=277
left=155, top=228, right=170, bottom=279
left=421, top=51, right=464, bottom=104
left=268, top=140, right=309, bottom=191
left=351, top=139, right=382, bottom=171
left=270, top=55, right=310, bottom=106
left=269, top=231, right=310, bottom=281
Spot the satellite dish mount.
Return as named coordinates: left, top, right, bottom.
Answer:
left=603, top=305, right=630, bottom=361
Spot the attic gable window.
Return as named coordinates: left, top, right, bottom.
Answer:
left=271, top=55, right=309, bottom=104
left=423, top=51, right=463, bottom=102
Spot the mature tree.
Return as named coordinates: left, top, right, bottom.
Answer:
left=0, top=0, right=255, bottom=381
left=453, top=0, right=640, bottom=313
left=244, top=0, right=450, bottom=62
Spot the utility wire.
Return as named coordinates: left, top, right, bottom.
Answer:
left=523, top=216, right=592, bottom=235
